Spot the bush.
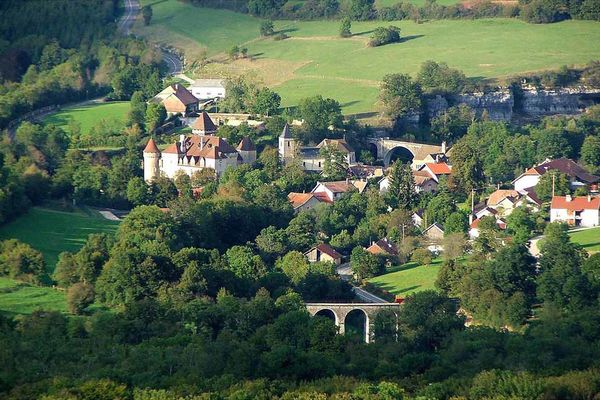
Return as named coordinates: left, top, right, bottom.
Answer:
left=368, top=26, right=401, bottom=47
left=0, top=239, right=48, bottom=285
left=411, top=248, right=433, bottom=266
left=273, top=32, right=289, bottom=41
left=67, top=282, right=95, bottom=314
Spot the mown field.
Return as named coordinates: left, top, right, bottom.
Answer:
left=0, top=277, right=67, bottom=315
left=42, top=101, right=129, bottom=135
left=570, top=227, right=600, bottom=253
left=0, top=207, right=119, bottom=271
left=136, top=1, right=600, bottom=115
left=368, top=258, right=443, bottom=296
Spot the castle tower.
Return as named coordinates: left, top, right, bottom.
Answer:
left=278, top=123, right=296, bottom=164
left=192, top=111, right=217, bottom=135
left=143, top=138, right=161, bottom=182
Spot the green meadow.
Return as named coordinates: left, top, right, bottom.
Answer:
left=0, top=277, right=67, bottom=315
left=42, top=101, right=129, bottom=134
left=136, top=1, right=600, bottom=115
left=570, top=227, right=600, bottom=253
left=368, top=258, right=443, bottom=296
left=0, top=207, right=119, bottom=271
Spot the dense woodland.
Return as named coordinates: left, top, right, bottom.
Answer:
left=182, top=0, right=600, bottom=22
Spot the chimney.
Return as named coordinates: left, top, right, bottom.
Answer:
left=200, top=138, right=204, bottom=150
left=469, top=214, right=473, bottom=225
left=588, top=195, right=592, bottom=202
left=441, top=141, right=446, bottom=153
left=566, top=194, right=572, bottom=202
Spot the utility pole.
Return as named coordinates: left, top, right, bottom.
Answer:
left=552, top=173, right=556, bottom=198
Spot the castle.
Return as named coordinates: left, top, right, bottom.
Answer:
left=278, top=124, right=356, bottom=172
left=143, top=112, right=256, bottom=182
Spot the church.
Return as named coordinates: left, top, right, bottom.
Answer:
left=143, top=112, right=256, bottom=182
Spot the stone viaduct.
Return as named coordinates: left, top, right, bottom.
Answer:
left=367, top=137, right=446, bottom=167
left=305, top=303, right=402, bottom=343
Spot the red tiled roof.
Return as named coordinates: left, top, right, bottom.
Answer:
left=551, top=196, right=600, bottom=211
left=487, top=189, right=520, bottom=206
left=143, top=138, right=160, bottom=153
left=470, top=218, right=506, bottom=230
left=193, top=111, right=217, bottom=132
left=367, top=238, right=398, bottom=256
left=413, top=170, right=435, bottom=186
left=315, top=243, right=342, bottom=260
left=425, top=162, right=451, bottom=175
left=317, top=138, right=354, bottom=154
left=162, top=135, right=237, bottom=160
left=312, top=192, right=333, bottom=203
left=288, top=192, right=316, bottom=209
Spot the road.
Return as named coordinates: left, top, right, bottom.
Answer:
left=528, top=225, right=598, bottom=257
left=162, top=50, right=183, bottom=75
left=118, top=0, right=139, bottom=35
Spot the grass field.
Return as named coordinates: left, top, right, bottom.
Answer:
left=0, top=277, right=67, bottom=315
left=135, top=1, right=600, bottom=116
left=0, top=207, right=119, bottom=272
left=42, top=101, right=129, bottom=135
left=570, top=227, right=600, bottom=253
left=368, top=258, right=442, bottom=296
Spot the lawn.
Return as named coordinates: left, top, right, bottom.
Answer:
left=135, top=1, right=600, bottom=116
left=0, top=277, right=67, bottom=315
left=42, top=101, right=129, bottom=135
left=570, top=227, right=600, bottom=253
left=0, top=207, right=120, bottom=272
left=368, top=258, right=442, bottom=296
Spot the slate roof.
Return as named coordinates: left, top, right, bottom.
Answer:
left=514, top=158, right=599, bottom=184
left=280, top=123, right=293, bottom=139
left=237, top=136, right=256, bottom=151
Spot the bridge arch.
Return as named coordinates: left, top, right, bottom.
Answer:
left=383, top=146, right=415, bottom=167
left=344, top=308, right=370, bottom=343
left=305, top=303, right=402, bottom=343
left=315, top=308, right=338, bottom=325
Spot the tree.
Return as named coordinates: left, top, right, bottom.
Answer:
left=229, top=45, right=240, bottom=60
left=350, top=246, right=384, bottom=280
left=347, top=0, right=375, bottom=20
left=127, top=177, right=150, bottom=206
left=67, top=282, right=95, bottom=314
left=417, top=60, right=467, bottom=95
left=320, top=145, right=348, bottom=180
left=385, top=160, right=416, bottom=209
left=128, top=91, right=147, bottom=129
left=448, top=137, right=484, bottom=193
left=379, top=73, right=422, bottom=120
left=368, top=26, right=401, bottom=47
left=0, top=239, right=48, bottom=285
left=411, top=248, right=432, bottom=266
left=506, top=206, right=537, bottom=243
left=431, top=104, right=474, bottom=144
left=145, top=103, right=167, bottom=133
left=397, top=290, right=465, bottom=350
left=278, top=251, right=310, bottom=284
left=226, top=245, right=267, bottom=280
left=443, top=232, right=467, bottom=261
left=580, top=135, right=600, bottom=173
left=250, top=87, right=281, bottom=116
left=444, top=211, right=468, bottom=235
left=142, top=5, right=153, bottom=25
left=426, top=192, right=456, bottom=225
left=260, top=20, right=275, bottom=36
left=535, top=171, right=570, bottom=202
left=297, top=95, right=343, bottom=133
left=339, top=17, right=352, bottom=37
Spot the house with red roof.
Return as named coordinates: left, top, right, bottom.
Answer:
left=550, top=195, right=600, bottom=227
left=288, top=192, right=330, bottom=213
left=366, top=238, right=398, bottom=257
left=418, top=162, right=452, bottom=182
left=304, top=243, right=343, bottom=265
left=153, top=84, right=200, bottom=116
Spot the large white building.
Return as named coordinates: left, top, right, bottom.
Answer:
left=143, top=113, right=256, bottom=182
left=550, top=195, right=600, bottom=227
left=513, top=158, right=599, bottom=192
left=189, top=79, right=226, bottom=101
left=278, top=124, right=356, bottom=172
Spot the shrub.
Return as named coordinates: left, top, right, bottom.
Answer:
left=368, top=26, right=401, bottom=47
left=273, top=32, right=289, bottom=41
left=411, top=248, right=433, bottom=266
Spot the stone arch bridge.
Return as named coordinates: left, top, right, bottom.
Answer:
left=367, top=138, right=446, bottom=167
left=306, top=303, right=402, bottom=343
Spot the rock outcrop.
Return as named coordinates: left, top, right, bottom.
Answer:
left=521, top=87, right=600, bottom=116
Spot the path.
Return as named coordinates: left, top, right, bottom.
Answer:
left=336, top=262, right=389, bottom=303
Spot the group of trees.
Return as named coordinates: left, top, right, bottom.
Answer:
left=220, top=77, right=282, bottom=116
left=184, top=0, right=599, bottom=22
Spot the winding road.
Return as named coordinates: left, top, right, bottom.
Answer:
left=118, top=0, right=139, bottom=35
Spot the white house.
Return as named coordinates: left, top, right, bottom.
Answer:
left=550, top=195, right=600, bottom=227
left=311, top=180, right=367, bottom=203
left=418, top=162, right=452, bottom=182
left=189, top=79, right=226, bottom=101
left=379, top=170, right=437, bottom=194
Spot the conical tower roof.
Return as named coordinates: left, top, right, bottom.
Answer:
left=237, top=136, right=256, bottom=151
left=193, top=111, right=217, bottom=133
left=143, top=138, right=160, bottom=153
left=280, top=123, right=292, bottom=139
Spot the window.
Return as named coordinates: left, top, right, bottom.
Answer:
left=287, top=142, right=290, bottom=147
left=318, top=162, right=321, bottom=168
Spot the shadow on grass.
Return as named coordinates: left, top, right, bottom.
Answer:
left=399, top=34, right=425, bottom=43
left=340, top=100, right=361, bottom=108
left=370, top=281, right=422, bottom=295
left=347, top=111, right=379, bottom=119
left=352, top=29, right=375, bottom=37
left=148, top=0, right=168, bottom=6
left=277, top=27, right=298, bottom=35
